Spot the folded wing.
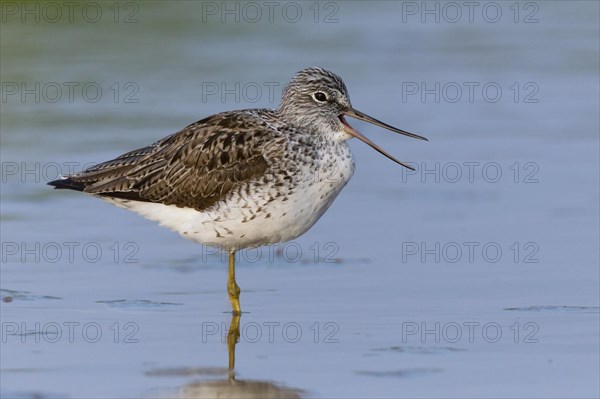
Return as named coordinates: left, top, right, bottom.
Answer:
left=49, top=112, right=280, bottom=211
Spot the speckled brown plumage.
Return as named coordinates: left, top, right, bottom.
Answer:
left=58, top=111, right=292, bottom=211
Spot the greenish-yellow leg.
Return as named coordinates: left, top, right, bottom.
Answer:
left=227, top=250, right=241, bottom=315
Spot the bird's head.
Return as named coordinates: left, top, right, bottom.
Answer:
left=278, top=67, right=427, bottom=170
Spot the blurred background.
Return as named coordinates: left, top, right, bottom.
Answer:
left=1, top=1, right=598, bottom=398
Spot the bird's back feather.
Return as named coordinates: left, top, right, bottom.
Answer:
left=48, top=110, right=284, bottom=211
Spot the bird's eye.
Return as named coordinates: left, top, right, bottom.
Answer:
left=313, top=92, right=328, bottom=102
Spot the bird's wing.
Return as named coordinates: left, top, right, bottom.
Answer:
left=59, top=111, right=283, bottom=211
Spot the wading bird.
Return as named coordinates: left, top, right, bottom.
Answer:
left=49, top=67, right=427, bottom=314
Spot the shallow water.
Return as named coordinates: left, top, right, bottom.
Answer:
left=1, top=2, right=599, bottom=398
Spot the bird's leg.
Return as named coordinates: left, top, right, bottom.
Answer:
left=227, top=250, right=241, bottom=315
left=227, top=312, right=241, bottom=382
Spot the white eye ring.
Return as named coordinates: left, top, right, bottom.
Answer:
left=313, top=92, right=328, bottom=102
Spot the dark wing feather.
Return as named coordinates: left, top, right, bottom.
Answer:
left=50, top=111, right=281, bottom=211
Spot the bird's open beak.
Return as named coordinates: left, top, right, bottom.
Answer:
left=340, top=108, right=427, bottom=171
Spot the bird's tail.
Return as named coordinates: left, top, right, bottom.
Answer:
left=47, top=177, right=85, bottom=192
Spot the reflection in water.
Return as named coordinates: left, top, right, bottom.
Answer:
left=176, top=379, right=302, bottom=399
left=227, top=313, right=241, bottom=381
left=173, top=314, right=303, bottom=399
